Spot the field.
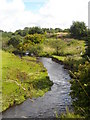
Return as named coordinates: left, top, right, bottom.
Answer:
left=39, top=38, right=85, bottom=57
left=1, top=50, right=53, bottom=111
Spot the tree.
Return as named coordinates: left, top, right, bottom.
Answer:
left=63, top=28, right=70, bottom=33
left=8, top=36, right=22, bottom=48
left=29, top=27, right=44, bottom=34
left=70, top=21, right=87, bottom=39
left=55, top=28, right=62, bottom=33
left=29, top=44, right=42, bottom=56
left=25, top=34, right=44, bottom=44
left=50, top=39, right=66, bottom=55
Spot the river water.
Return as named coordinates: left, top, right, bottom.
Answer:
left=3, top=57, right=72, bottom=118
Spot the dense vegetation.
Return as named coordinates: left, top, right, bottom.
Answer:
left=1, top=21, right=90, bottom=118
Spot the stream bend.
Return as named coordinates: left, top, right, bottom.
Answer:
left=3, top=57, right=72, bottom=118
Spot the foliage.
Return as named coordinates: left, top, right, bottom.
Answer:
left=60, top=107, right=85, bottom=119
left=2, top=31, right=13, bottom=38
left=41, top=38, right=85, bottom=57
left=15, top=29, right=25, bottom=36
left=64, top=56, right=85, bottom=71
left=8, top=36, right=23, bottom=48
left=28, top=27, right=44, bottom=34
left=49, top=39, right=67, bottom=55
left=70, top=21, right=87, bottom=39
left=55, top=28, right=62, bottom=33
left=70, top=62, right=90, bottom=118
left=15, top=27, right=44, bottom=36
left=29, top=44, right=43, bottom=56
left=52, top=55, right=86, bottom=71
left=63, top=28, right=70, bottom=33
left=17, top=40, right=33, bottom=53
left=25, top=34, right=44, bottom=44
left=62, top=39, right=85, bottom=56
left=2, top=31, right=13, bottom=51
left=7, top=34, right=45, bottom=54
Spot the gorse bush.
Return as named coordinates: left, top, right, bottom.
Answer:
left=24, top=34, right=45, bottom=44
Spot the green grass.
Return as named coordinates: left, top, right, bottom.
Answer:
left=52, top=55, right=86, bottom=71
left=52, top=55, right=66, bottom=61
left=40, top=38, right=85, bottom=57
left=60, top=111, right=85, bottom=119
left=57, top=107, right=85, bottom=119
left=1, top=50, right=53, bottom=112
left=62, top=39, right=85, bottom=55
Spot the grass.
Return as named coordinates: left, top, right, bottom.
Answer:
left=50, top=39, right=86, bottom=71
left=62, top=39, right=85, bottom=55
left=60, top=107, right=85, bottom=119
left=52, top=55, right=66, bottom=61
left=52, top=55, right=86, bottom=71
left=1, top=50, right=53, bottom=112
left=40, top=38, right=86, bottom=57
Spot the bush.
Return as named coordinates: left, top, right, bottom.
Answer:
left=70, top=61, right=90, bottom=118
left=25, top=34, right=45, bottom=44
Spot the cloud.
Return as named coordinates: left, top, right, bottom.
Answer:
left=0, top=0, right=89, bottom=32
left=39, top=0, right=89, bottom=28
left=0, top=0, right=40, bottom=31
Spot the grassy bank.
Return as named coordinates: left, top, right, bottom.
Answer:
left=52, top=55, right=86, bottom=71
left=1, top=50, right=53, bottom=112
left=51, top=39, right=86, bottom=70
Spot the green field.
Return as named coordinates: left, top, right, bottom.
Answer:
left=1, top=50, right=53, bottom=112
left=39, top=38, right=85, bottom=57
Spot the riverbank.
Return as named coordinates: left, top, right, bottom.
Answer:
left=1, top=50, right=53, bottom=112
left=51, top=54, right=90, bottom=118
left=3, top=57, right=72, bottom=118
left=52, top=55, right=85, bottom=71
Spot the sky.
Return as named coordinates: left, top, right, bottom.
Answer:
left=0, top=0, right=89, bottom=32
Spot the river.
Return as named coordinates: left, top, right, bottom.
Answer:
left=3, top=57, right=72, bottom=118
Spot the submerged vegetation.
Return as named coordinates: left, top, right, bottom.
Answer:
left=1, top=21, right=90, bottom=118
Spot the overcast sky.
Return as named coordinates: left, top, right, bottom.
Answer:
left=0, top=0, right=89, bottom=32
